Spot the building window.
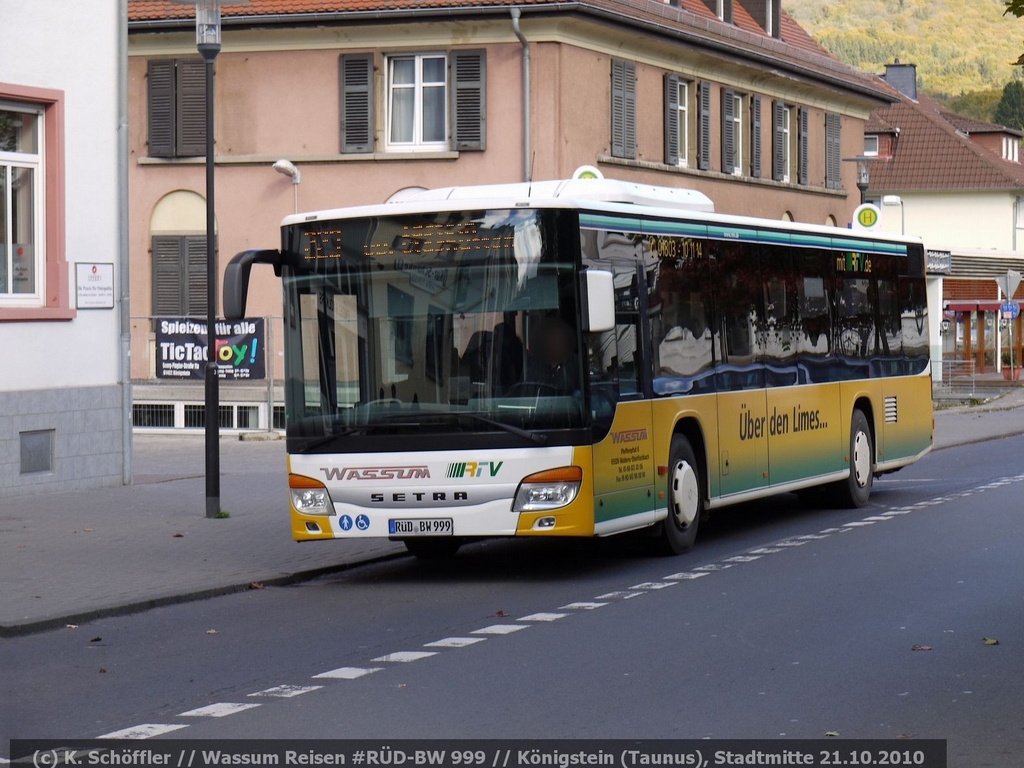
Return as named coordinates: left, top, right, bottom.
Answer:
left=664, top=75, right=690, bottom=167
left=611, top=59, right=636, bottom=160
left=863, top=134, right=879, bottom=156
left=0, top=104, right=42, bottom=303
left=825, top=112, right=842, bottom=189
left=773, top=101, right=791, bottom=183
left=722, top=89, right=743, bottom=176
left=750, top=94, right=762, bottom=178
left=152, top=235, right=208, bottom=317
left=1002, top=135, right=1019, bottom=163
left=147, top=59, right=206, bottom=158
left=340, top=50, right=485, bottom=154
left=387, top=53, right=447, bottom=150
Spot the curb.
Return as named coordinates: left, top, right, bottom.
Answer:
left=0, top=550, right=407, bottom=639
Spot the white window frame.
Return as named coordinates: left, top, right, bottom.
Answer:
left=0, top=102, right=45, bottom=306
left=1002, top=135, right=1019, bottom=163
left=863, top=135, right=879, bottom=157
left=678, top=80, right=689, bottom=168
left=385, top=53, right=449, bottom=152
left=731, top=91, right=743, bottom=176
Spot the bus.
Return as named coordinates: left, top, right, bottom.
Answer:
left=224, top=177, right=933, bottom=558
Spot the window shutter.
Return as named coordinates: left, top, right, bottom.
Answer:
left=825, top=112, right=841, bottom=189
left=664, top=74, right=679, bottom=166
left=186, top=235, right=209, bottom=317
left=611, top=60, right=635, bottom=159
left=623, top=61, right=636, bottom=160
left=147, top=60, right=176, bottom=158
left=152, top=236, right=183, bottom=316
left=721, top=88, right=735, bottom=173
left=176, top=59, right=207, bottom=157
left=451, top=49, right=486, bottom=151
left=773, top=100, right=785, bottom=182
left=798, top=107, right=809, bottom=185
left=340, top=53, right=374, bottom=154
left=751, top=94, right=762, bottom=178
left=698, top=81, right=711, bottom=171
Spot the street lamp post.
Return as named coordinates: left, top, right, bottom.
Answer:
left=197, top=0, right=222, bottom=519
left=843, top=154, right=877, bottom=206
left=881, top=194, right=905, bottom=235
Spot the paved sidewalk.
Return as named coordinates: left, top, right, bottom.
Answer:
left=3, top=387, right=1024, bottom=636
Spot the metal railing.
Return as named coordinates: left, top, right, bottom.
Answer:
left=936, top=359, right=976, bottom=397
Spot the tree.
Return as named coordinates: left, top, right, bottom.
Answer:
left=1006, top=0, right=1024, bottom=64
left=994, top=81, right=1024, bottom=130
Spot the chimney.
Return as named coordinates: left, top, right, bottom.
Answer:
left=883, top=59, right=917, bottom=100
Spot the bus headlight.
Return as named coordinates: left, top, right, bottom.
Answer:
left=289, top=474, right=336, bottom=516
left=512, top=467, right=582, bottom=513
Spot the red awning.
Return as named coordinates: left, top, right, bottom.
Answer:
left=945, top=302, right=1003, bottom=312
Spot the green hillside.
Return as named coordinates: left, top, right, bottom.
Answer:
left=785, top=0, right=1024, bottom=98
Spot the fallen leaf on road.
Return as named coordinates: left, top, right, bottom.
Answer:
left=90, top=637, right=102, bottom=643
left=172, top=533, right=184, bottom=538
left=84, top=528, right=93, bottom=532
left=205, top=629, right=218, bottom=635
left=911, top=645, right=932, bottom=651
left=825, top=731, right=839, bottom=738
left=66, top=624, right=78, bottom=629
left=983, top=637, right=1000, bottom=645
left=99, top=668, right=107, bottom=674
left=495, top=610, right=507, bottom=617
left=250, top=582, right=265, bottom=590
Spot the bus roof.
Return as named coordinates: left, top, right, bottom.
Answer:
left=281, top=177, right=923, bottom=248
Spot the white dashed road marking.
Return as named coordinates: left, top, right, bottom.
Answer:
left=560, top=602, right=608, bottom=610
left=97, top=724, right=188, bottom=739
left=249, top=685, right=322, bottom=698
left=179, top=703, right=261, bottom=718
left=312, top=666, right=383, bottom=680
left=372, top=651, right=438, bottom=663
left=424, top=637, right=486, bottom=648
left=518, top=612, right=569, bottom=621
left=471, top=624, right=529, bottom=635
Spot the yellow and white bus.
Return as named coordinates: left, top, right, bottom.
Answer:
left=224, top=178, right=933, bottom=558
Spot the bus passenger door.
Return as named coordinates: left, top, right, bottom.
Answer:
left=588, top=258, right=657, bottom=530
left=711, top=240, right=769, bottom=497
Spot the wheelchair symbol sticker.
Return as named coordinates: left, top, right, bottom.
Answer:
left=355, top=514, right=370, bottom=531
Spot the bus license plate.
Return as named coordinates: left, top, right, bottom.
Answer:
left=389, top=518, right=453, bottom=536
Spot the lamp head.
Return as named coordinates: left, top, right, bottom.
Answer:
left=273, top=159, right=301, bottom=184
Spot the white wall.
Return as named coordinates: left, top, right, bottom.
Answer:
left=879, top=191, right=1016, bottom=252
left=0, top=0, right=121, bottom=391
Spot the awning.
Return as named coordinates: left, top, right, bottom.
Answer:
left=944, top=302, right=1003, bottom=312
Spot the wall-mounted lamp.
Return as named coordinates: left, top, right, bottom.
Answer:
left=272, top=159, right=301, bottom=213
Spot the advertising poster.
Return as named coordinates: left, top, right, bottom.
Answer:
left=155, top=317, right=265, bottom=380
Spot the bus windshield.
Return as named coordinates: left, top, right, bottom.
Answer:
left=281, top=208, right=586, bottom=451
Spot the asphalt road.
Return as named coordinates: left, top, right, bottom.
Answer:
left=3, top=436, right=1023, bottom=767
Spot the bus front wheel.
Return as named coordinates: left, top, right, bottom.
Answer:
left=833, top=409, right=873, bottom=509
left=657, top=435, right=702, bottom=555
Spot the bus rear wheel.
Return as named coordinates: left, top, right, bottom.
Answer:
left=656, top=435, right=702, bottom=555
left=833, top=409, right=873, bottom=509
left=403, top=538, right=463, bottom=559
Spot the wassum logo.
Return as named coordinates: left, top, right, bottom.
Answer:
left=611, top=429, right=648, bottom=444
left=322, top=466, right=430, bottom=481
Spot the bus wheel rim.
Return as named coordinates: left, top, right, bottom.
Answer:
left=671, top=459, right=699, bottom=528
left=852, top=431, right=871, bottom=487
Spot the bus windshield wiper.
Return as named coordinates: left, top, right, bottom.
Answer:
left=468, top=413, right=548, bottom=445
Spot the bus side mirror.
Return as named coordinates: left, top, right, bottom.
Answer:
left=223, top=249, right=282, bottom=320
left=581, top=269, right=615, bottom=333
